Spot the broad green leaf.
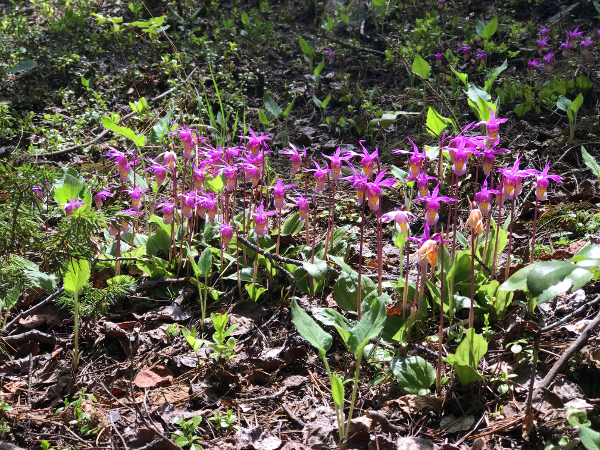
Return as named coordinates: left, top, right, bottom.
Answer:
left=481, top=16, right=498, bottom=40
left=390, top=165, right=408, bottom=181
left=381, top=111, right=419, bottom=130
left=582, top=146, right=600, bottom=178
left=451, top=67, right=469, bottom=87
left=302, top=259, right=328, bottom=281
left=313, top=308, right=352, bottom=343
left=556, top=95, right=572, bottom=112
left=64, top=259, right=90, bottom=296
left=483, top=59, right=507, bottom=93
left=499, top=263, right=533, bottom=292
left=225, top=267, right=262, bottom=283
left=54, top=174, right=82, bottom=205
left=197, top=247, right=212, bottom=278
left=576, top=75, right=593, bottom=94
left=321, top=94, right=331, bottom=110
left=483, top=222, right=507, bottom=269
left=444, top=329, right=487, bottom=386
left=314, top=60, right=325, bottom=77
left=205, top=173, right=225, bottom=192
left=527, top=260, right=593, bottom=304
left=390, top=356, right=436, bottom=394
left=245, top=283, right=267, bottom=302
left=312, top=95, right=322, bottom=108
left=331, top=374, right=345, bottom=407
left=570, top=244, right=600, bottom=263
left=263, top=92, right=283, bottom=119
left=281, top=213, right=304, bottom=236
left=298, top=36, right=311, bottom=55
left=426, top=107, right=449, bottom=137
left=291, top=299, right=332, bottom=357
left=412, top=55, right=430, bottom=79
left=579, top=425, right=600, bottom=450
left=569, top=93, right=584, bottom=114
left=332, top=268, right=377, bottom=312
left=241, top=11, right=249, bottom=25
left=347, top=296, right=387, bottom=356
left=146, top=228, right=171, bottom=256
left=258, top=109, right=271, bottom=125
left=102, top=116, right=146, bottom=147
left=513, top=101, right=532, bottom=117
left=8, top=60, right=38, bottom=73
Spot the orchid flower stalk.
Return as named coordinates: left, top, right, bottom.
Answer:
left=466, top=206, right=484, bottom=328
left=530, top=162, right=563, bottom=263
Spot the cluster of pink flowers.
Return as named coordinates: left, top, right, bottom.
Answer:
left=531, top=25, right=595, bottom=75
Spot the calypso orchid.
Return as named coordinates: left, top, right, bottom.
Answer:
left=543, top=51, right=555, bottom=73
left=94, top=188, right=113, bottom=210
left=269, top=177, right=295, bottom=210
left=61, top=199, right=86, bottom=217
left=393, top=137, right=426, bottom=180
left=474, top=179, right=500, bottom=216
left=528, top=59, right=540, bottom=76
left=416, top=171, right=437, bottom=197
left=537, top=36, right=549, bottom=55
left=242, top=128, right=271, bottom=158
left=581, top=36, right=593, bottom=56
left=157, top=201, right=176, bottom=225
left=145, top=158, right=168, bottom=186
left=569, top=26, right=584, bottom=48
left=366, top=170, right=395, bottom=211
left=306, top=160, right=331, bottom=192
left=535, top=161, right=563, bottom=201
left=380, top=209, right=416, bottom=234
left=476, top=107, right=508, bottom=142
left=322, top=147, right=351, bottom=180
left=414, top=184, right=456, bottom=226
left=253, top=203, right=277, bottom=237
left=281, top=143, right=306, bottom=175
left=126, top=185, right=149, bottom=211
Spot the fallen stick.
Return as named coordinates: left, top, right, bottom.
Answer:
left=534, top=309, right=600, bottom=394
left=4, top=287, right=65, bottom=333
left=542, top=294, right=600, bottom=332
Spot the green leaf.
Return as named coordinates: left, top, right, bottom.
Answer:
left=302, top=259, right=328, bottom=281
left=314, top=59, right=325, bottom=77
left=146, top=228, right=171, bottom=256
left=451, top=67, right=469, bottom=87
left=197, top=247, right=212, bottom=278
left=321, top=94, right=331, bottom=110
left=347, top=296, right=387, bottom=356
left=102, top=116, right=146, bottom=147
left=64, top=259, right=91, bottom=296
left=54, top=174, right=82, bottom=205
left=313, top=308, right=352, bottom=343
left=241, top=11, right=249, bottom=25
left=332, top=268, right=377, bottom=312
left=281, top=213, right=304, bottom=236
left=8, top=60, right=38, bottom=73
left=312, top=95, right=322, bottom=109
left=426, top=107, right=449, bottom=137
left=582, top=146, right=600, bottom=178
left=556, top=95, right=572, bottom=112
left=569, top=93, right=584, bottom=114
left=331, top=374, right=345, bottom=407
left=298, top=36, right=312, bottom=56
left=526, top=260, right=593, bottom=304
left=579, top=426, right=600, bottom=450
left=483, top=59, right=507, bottom=93
left=499, top=264, right=533, bottom=292
left=390, top=165, right=408, bottom=181
left=570, top=244, right=600, bottom=263
left=444, top=329, right=487, bottom=386
left=481, top=16, right=498, bottom=40
left=577, top=75, right=593, bottom=94
left=258, top=109, right=271, bottom=125
left=245, top=283, right=267, bottom=302
left=513, top=101, right=532, bottom=117
left=412, top=55, right=430, bottom=79
left=205, top=173, right=225, bottom=192
left=283, top=94, right=298, bottom=118
left=390, top=356, right=436, bottom=394
left=263, top=92, right=283, bottom=119
left=291, top=299, right=332, bottom=357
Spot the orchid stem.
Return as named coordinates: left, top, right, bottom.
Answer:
left=504, top=196, right=516, bottom=281
left=469, top=229, right=475, bottom=329
left=357, top=199, right=366, bottom=320
left=530, top=197, right=539, bottom=264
